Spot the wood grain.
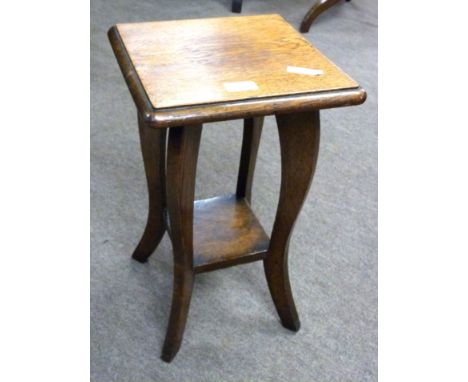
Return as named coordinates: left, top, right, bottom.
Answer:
left=131, top=114, right=167, bottom=262
left=108, top=19, right=366, bottom=128
left=114, top=14, right=359, bottom=109
left=236, top=117, right=263, bottom=203
left=142, top=87, right=366, bottom=128
left=162, top=124, right=202, bottom=362
left=264, top=110, right=321, bottom=332
left=108, top=13, right=367, bottom=363
left=191, top=195, right=269, bottom=273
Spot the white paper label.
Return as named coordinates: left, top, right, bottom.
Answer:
left=223, top=81, right=259, bottom=92
left=287, top=66, right=324, bottom=76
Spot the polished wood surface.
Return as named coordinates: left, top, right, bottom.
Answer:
left=131, top=114, right=167, bottom=263
left=109, top=14, right=367, bottom=363
left=162, top=124, right=202, bottom=362
left=265, top=110, right=320, bottom=331
left=165, top=195, right=269, bottom=274
left=109, top=20, right=365, bottom=128
left=236, top=117, right=263, bottom=203
left=143, top=87, right=365, bottom=128
left=116, top=14, right=357, bottom=108
left=109, top=14, right=365, bottom=128
left=191, top=195, right=269, bottom=273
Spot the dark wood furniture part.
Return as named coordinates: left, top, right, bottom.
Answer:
left=232, top=0, right=243, bottom=13
left=232, top=0, right=350, bottom=34
left=108, top=14, right=366, bottom=363
left=301, top=0, right=351, bottom=33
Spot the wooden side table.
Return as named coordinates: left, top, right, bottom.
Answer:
left=108, top=14, right=366, bottom=362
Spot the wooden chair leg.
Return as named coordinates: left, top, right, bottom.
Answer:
left=132, top=113, right=167, bottom=263
left=236, top=117, right=263, bottom=203
left=300, top=0, right=342, bottom=33
left=264, top=111, right=320, bottom=331
left=161, top=125, right=202, bottom=363
left=232, top=0, right=243, bottom=13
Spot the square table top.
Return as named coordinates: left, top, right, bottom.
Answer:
left=109, top=14, right=366, bottom=127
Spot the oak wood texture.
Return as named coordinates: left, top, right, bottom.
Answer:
left=162, top=124, right=202, bottom=362
left=108, top=14, right=366, bottom=128
left=109, top=14, right=367, bottom=363
left=145, top=88, right=365, bottom=128
left=165, top=194, right=269, bottom=274
left=131, top=114, right=167, bottom=263
left=115, top=14, right=358, bottom=108
left=236, top=117, right=263, bottom=203
left=191, top=195, right=269, bottom=273
left=265, top=111, right=321, bottom=331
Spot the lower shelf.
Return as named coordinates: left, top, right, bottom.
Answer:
left=167, top=194, right=270, bottom=273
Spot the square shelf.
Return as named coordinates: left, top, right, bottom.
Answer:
left=166, top=194, right=270, bottom=273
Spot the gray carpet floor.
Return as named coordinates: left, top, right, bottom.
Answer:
left=91, top=0, right=377, bottom=381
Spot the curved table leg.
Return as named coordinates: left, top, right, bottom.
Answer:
left=161, top=125, right=202, bottom=362
left=264, top=111, right=320, bottom=331
left=300, top=0, right=343, bottom=33
left=236, top=117, right=263, bottom=203
left=231, top=0, right=243, bottom=13
left=132, top=113, right=167, bottom=263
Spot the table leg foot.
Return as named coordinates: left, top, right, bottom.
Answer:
left=161, top=270, right=194, bottom=362
left=162, top=125, right=202, bottom=362
left=132, top=114, right=167, bottom=263
left=265, top=111, right=320, bottom=331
